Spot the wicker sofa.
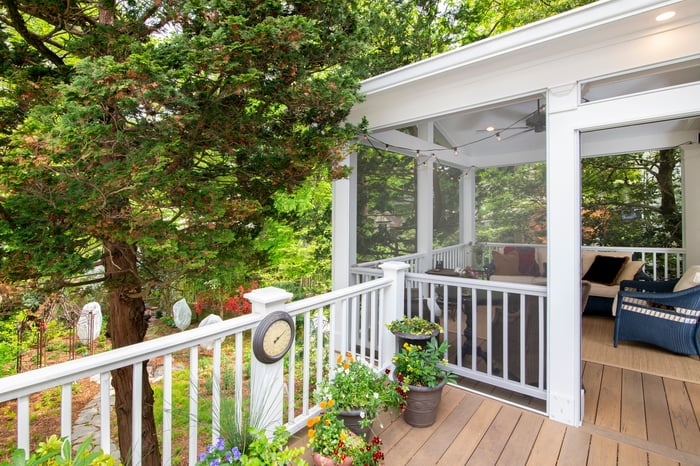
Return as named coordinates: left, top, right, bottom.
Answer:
left=487, top=246, right=646, bottom=316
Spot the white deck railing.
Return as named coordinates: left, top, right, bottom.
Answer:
left=0, top=276, right=399, bottom=465
left=474, top=242, right=685, bottom=280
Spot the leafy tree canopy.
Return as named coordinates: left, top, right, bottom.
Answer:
left=0, top=0, right=366, bottom=295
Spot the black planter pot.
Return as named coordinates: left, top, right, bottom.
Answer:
left=392, top=328, right=440, bottom=349
left=337, top=409, right=372, bottom=441
left=402, top=378, right=446, bottom=427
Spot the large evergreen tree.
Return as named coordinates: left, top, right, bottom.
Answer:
left=0, top=1, right=365, bottom=462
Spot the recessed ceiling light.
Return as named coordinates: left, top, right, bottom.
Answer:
left=656, top=11, right=676, bottom=22
left=485, top=126, right=495, bottom=132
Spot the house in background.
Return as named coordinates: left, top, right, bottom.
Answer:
left=334, top=0, right=700, bottom=427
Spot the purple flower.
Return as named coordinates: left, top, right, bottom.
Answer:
left=225, top=453, right=232, bottom=463
left=231, top=446, right=241, bottom=461
left=199, top=452, right=207, bottom=462
left=216, top=437, right=225, bottom=451
left=210, top=460, right=220, bottom=466
left=206, top=444, right=215, bottom=454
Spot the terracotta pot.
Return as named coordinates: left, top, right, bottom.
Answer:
left=402, top=378, right=446, bottom=427
left=311, top=451, right=354, bottom=466
left=337, top=409, right=371, bottom=441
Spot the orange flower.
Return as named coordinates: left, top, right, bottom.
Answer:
left=314, top=416, right=321, bottom=424
left=343, top=362, right=349, bottom=370
left=340, top=432, right=346, bottom=441
left=337, top=355, right=343, bottom=364
left=325, top=419, right=331, bottom=425
left=308, top=428, right=315, bottom=438
left=328, top=399, right=335, bottom=408
left=320, top=401, right=327, bottom=409
left=307, top=418, right=315, bottom=428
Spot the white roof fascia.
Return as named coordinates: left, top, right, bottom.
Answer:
left=360, top=0, right=683, bottom=96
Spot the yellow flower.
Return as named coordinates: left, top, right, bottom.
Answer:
left=403, top=342, right=409, bottom=349
left=417, top=345, right=422, bottom=350
left=340, top=432, right=346, bottom=441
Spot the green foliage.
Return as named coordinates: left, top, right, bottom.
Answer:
left=5, top=435, right=119, bottom=466
left=393, top=338, right=454, bottom=388
left=355, top=0, right=595, bottom=77
left=581, top=150, right=682, bottom=247
left=254, top=176, right=333, bottom=296
left=386, top=316, right=442, bottom=336
left=357, top=146, right=416, bottom=262
left=196, top=426, right=303, bottom=466
left=476, top=163, right=547, bottom=244
left=314, top=353, right=403, bottom=429
left=0, top=0, right=366, bottom=297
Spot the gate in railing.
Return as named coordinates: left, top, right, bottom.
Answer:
left=405, top=272, right=548, bottom=401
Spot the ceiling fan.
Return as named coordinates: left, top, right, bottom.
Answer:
left=480, top=99, right=546, bottom=140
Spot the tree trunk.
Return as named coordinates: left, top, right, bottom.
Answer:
left=657, top=149, right=682, bottom=245
left=104, top=241, right=161, bottom=465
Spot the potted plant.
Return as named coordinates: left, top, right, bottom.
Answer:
left=196, top=426, right=304, bottom=465
left=315, top=352, right=403, bottom=439
left=393, top=338, right=455, bottom=427
left=307, top=409, right=385, bottom=466
left=386, top=315, right=442, bottom=348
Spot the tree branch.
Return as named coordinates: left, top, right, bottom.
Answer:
left=2, top=0, right=70, bottom=75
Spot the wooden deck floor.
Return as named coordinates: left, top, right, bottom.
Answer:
left=291, top=362, right=700, bottom=465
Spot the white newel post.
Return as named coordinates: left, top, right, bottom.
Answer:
left=379, top=262, right=409, bottom=368
left=245, top=287, right=294, bottom=435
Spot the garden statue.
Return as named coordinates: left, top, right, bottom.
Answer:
left=173, top=298, right=192, bottom=331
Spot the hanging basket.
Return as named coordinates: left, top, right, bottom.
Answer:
left=402, top=378, right=447, bottom=427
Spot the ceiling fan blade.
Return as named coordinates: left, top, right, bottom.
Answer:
left=500, top=128, right=533, bottom=141
left=477, top=126, right=530, bottom=132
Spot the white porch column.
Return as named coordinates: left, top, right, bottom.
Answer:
left=246, top=287, right=294, bottom=435
left=416, top=123, right=434, bottom=272
left=683, top=144, right=700, bottom=266
left=379, top=261, right=410, bottom=368
left=546, top=84, right=583, bottom=426
left=332, top=152, right=357, bottom=289
left=460, top=167, right=477, bottom=246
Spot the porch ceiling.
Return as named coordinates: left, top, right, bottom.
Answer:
left=354, top=0, right=700, bottom=170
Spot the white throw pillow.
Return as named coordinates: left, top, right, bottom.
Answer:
left=673, top=265, right=700, bottom=292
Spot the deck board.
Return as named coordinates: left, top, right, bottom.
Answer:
left=582, top=361, right=603, bottom=423
left=436, top=397, right=501, bottom=465
left=465, top=404, right=520, bottom=465
left=620, top=368, right=646, bottom=440
left=587, top=434, right=618, bottom=466
left=596, top=365, right=622, bottom=430
left=664, top=378, right=700, bottom=455
left=644, top=372, right=677, bottom=449
left=525, top=418, right=566, bottom=465
left=496, top=410, right=542, bottom=466
left=289, top=362, right=700, bottom=465
left=557, top=427, right=591, bottom=466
